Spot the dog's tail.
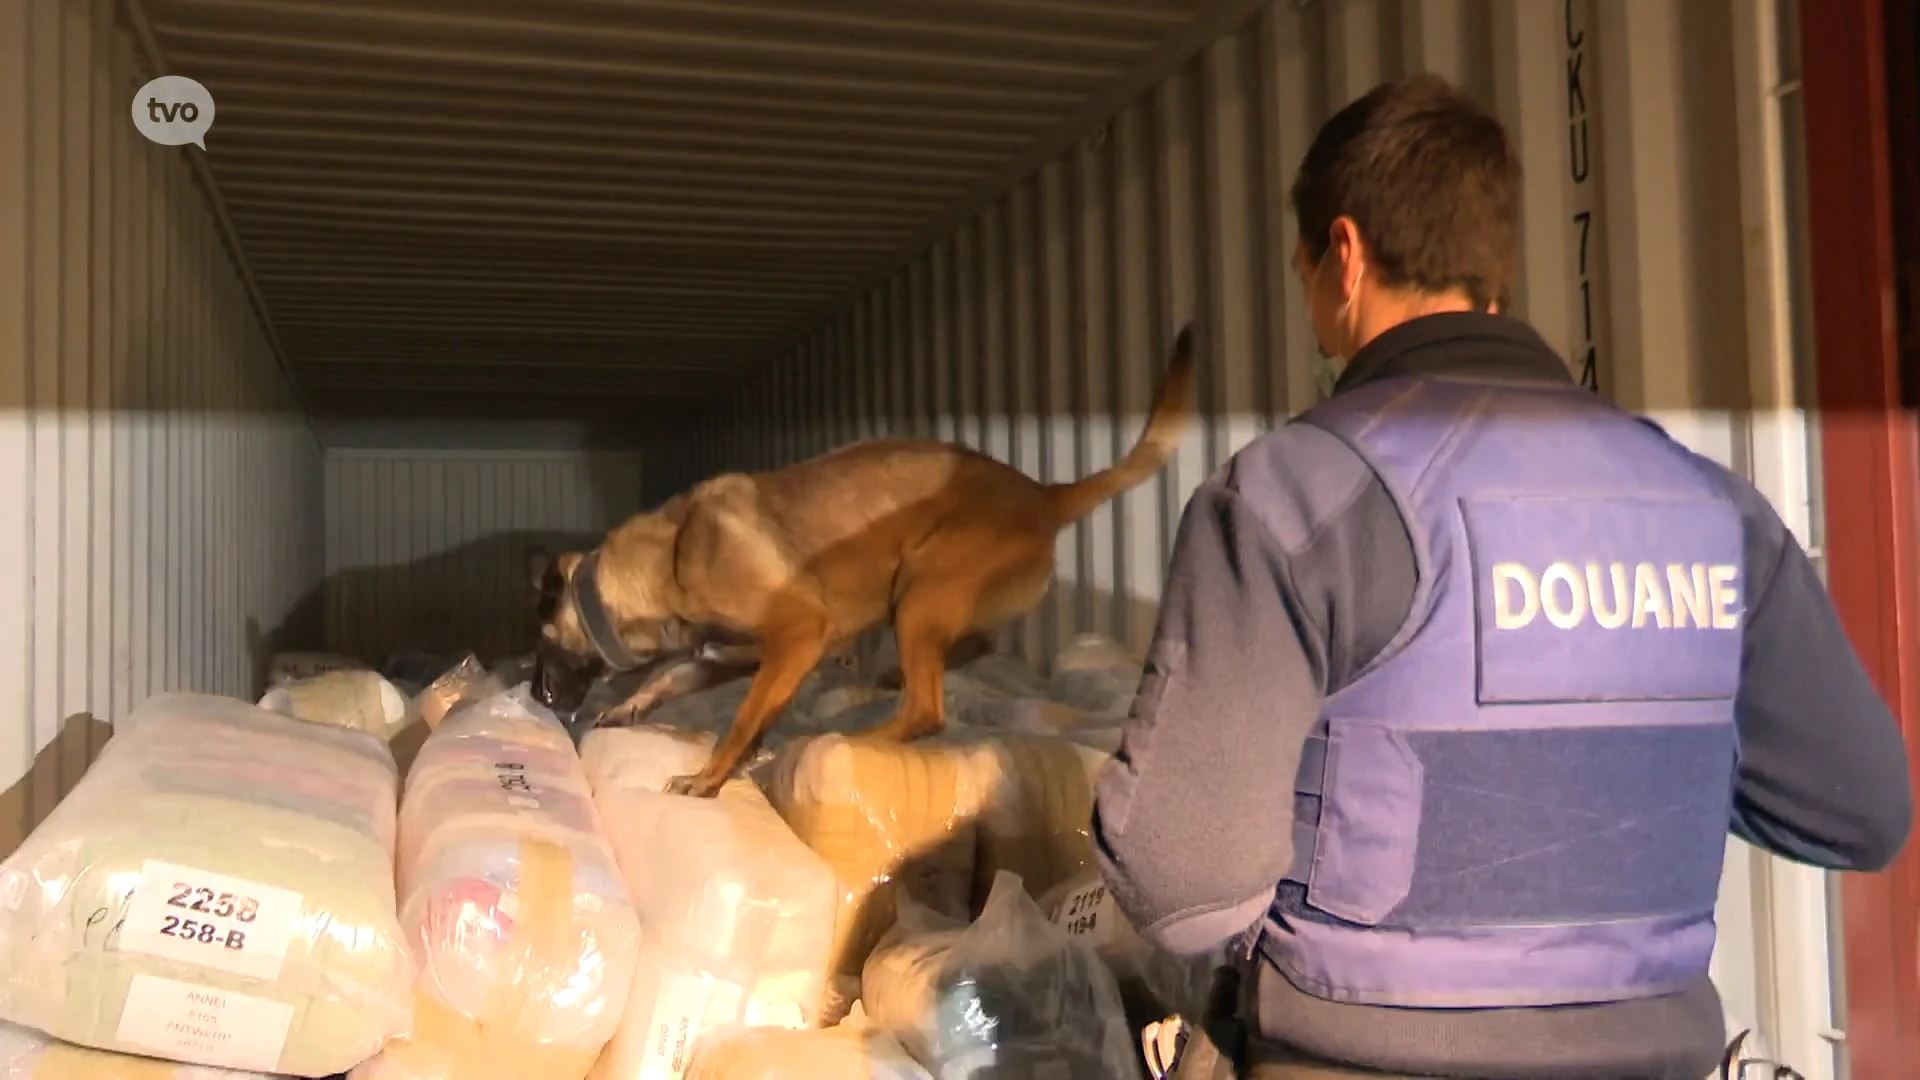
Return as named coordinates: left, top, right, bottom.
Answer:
left=1045, top=322, right=1197, bottom=527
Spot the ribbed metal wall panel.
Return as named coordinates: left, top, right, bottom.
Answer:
left=653, top=0, right=1839, bottom=1072
left=0, top=0, right=326, bottom=854
left=322, top=450, right=643, bottom=667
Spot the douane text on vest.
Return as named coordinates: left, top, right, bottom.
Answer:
left=1490, top=561, right=1740, bottom=632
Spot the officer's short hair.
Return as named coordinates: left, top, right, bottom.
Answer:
left=1289, top=73, right=1521, bottom=312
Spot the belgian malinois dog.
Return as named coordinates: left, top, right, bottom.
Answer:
left=528, top=323, right=1196, bottom=797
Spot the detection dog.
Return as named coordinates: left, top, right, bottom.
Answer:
left=528, top=323, right=1196, bottom=797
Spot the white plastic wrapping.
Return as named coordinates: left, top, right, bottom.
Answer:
left=353, top=689, right=641, bottom=1080
left=579, top=725, right=717, bottom=798
left=0, top=1020, right=277, bottom=1079
left=760, top=735, right=997, bottom=1016
left=592, top=777, right=839, bottom=1079
left=0, top=693, right=412, bottom=1076
left=861, top=871, right=1139, bottom=1080
left=683, top=1012, right=932, bottom=1080
left=412, top=655, right=508, bottom=732
left=257, top=669, right=414, bottom=743
left=970, top=734, right=1109, bottom=911
left=1046, top=635, right=1142, bottom=722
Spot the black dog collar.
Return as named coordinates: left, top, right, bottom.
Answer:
left=569, top=550, right=644, bottom=672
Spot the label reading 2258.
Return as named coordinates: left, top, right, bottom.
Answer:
left=117, top=861, right=303, bottom=981
left=160, top=881, right=257, bottom=951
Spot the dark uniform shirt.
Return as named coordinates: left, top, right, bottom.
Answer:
left=1092, top=311, right=1913, bottom=1078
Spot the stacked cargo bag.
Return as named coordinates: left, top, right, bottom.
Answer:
left=683, top=1011, right=930, bottom=1080
left=258, top=669, right=417, bottom=744
left=578, top=725, right=717, bottom=798
left=0, top=693, right=413, bottom=1076
left=0, top=1019, right=278, bottom=1079
left=861, top=872, right=1138, bottom=1080
left=759, top=735, right=997, bottom=1023
left=967, top=733, right=1110, bottom=912
left=588, top=777, right=838, bottom=1079
left=353, top=688, right=640, bottom=1080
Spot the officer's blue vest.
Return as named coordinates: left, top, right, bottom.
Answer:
left=1261, top=373, right=1743, bottom=1009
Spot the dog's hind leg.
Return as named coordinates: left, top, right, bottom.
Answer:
left=666, top=617, right=829, bottom=798
left=860, top=575, right=998, bottom=744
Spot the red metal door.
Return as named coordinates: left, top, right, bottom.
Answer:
left=1804, top=1, right=1920, bottom=1077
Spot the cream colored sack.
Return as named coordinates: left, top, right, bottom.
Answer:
left=0, top=1020, right=276, bottom=1079
left=354, top=689, right=641, bottom=1080
left=591, top=779, right=838, bottom=1079
left=760, top=736, right=995, bottom=999
left=258, top=669, right=413, bottom=742
left=0, top=693, right=412, bottom=1076
left=684, top=1015, right=931, bottom=1080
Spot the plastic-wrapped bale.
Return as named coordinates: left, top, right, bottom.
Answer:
left=579, top=725, right=717, bottom=797
left=684, top=1012, right=931, bottom=1080
left=1037, top=869, right=1221, bottom=1024
left=760, top=736, right=996, bottom=1020
left=0, top=693, right=411, bottom=1076
left=590, top=779, right=838, bottom=1079
left=257, top=669, right=415, bottom=743
left=861, top=871, right=1138, bottom=1080
left=1046, top=636, right=1141, bottom=723
left=0, top=1020, right=279, bottom=1079
left=353, top=689, right=641, bottom=1080
left=969, top=735, right=1110, bottom=912
left=412, top=655, right=509, bottom=732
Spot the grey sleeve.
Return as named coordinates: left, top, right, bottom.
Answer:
left=1091, top=477, right=1320, bottom=956
left=1091, top=426, right=1415, bottom=957
left=1721, top=474, right=1913, bottom=869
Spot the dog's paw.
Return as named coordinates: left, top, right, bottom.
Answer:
left=663, top=773, right=723, bottom=799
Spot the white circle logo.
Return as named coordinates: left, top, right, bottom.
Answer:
left=131, top=75, right=216, bottom=149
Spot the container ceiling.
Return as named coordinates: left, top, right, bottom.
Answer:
left=137, top=0, right=1245, bottom=423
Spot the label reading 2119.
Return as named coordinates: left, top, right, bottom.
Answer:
left=117, top=861, right=304, bottom=981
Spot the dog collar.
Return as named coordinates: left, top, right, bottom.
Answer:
left=569, top=550, right=644, bottom=672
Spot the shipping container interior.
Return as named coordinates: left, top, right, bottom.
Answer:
left=0, top=0, right=1904, bottom=1075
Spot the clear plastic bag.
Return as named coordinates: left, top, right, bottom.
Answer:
left=759, top=736, right=998, bottom=1021
left=1047, top=636, right=1142, bottom=723
left=412, top=654, right=508, bottom=732
left=861, top=871, right=1139, bottom=1080
left=0, top=1018, right=280, bottom=1078
left=353, top=688, right=641, bottom=1080
left=257, top=669, right=414, bottom=743
left=592, top=779, right=839, bottom=1078
left=0, top=692, right=412, bottom=1076
left=683, top=1011, right=933, bottom=1080
left=970, top=735, right=1110, bottom=912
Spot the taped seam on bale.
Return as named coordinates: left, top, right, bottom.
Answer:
left=386, top=837, right=597, bottom=1079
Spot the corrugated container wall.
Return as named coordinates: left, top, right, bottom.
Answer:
left=648, top=0, right=1839, bottom=1073
left=0, top=0, right=326, bottom=852
left=322, top=447, right=643, bottom=666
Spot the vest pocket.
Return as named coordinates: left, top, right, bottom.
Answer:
left=1305, top=721, right=1424, bottom=926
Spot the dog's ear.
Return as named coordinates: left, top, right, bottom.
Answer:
left=525, top=545, right=554, bottom=592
